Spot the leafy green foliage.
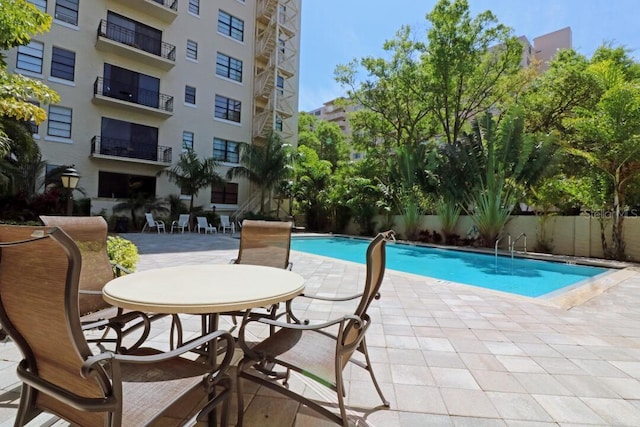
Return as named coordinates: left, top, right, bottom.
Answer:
left=435, top=198, right=461, bottom=240
left=227, top=131, right=292, bottom=214
left=160, top=149, right=223, bottom=223
left=106, top=235, right=139, bottom=272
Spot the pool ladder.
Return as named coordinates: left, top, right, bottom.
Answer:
left=494, top=233, right=527, bottom=271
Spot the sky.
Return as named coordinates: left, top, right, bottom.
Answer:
left=298, top=0, right=640, bottom=112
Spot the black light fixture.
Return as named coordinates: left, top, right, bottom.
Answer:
left=60, top=167, right=80, bottom=216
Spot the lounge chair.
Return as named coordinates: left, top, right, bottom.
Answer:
left=0, top=224, right=234, bottom=426
left=236, top=230, right=395, bottom=426
left=142, top=212, right=165, bottom=233
left=171, top=213, right=191, bottom=233
left=219, top=215, right=235, bottom=234
left=196, top=216, right=217, bottom=234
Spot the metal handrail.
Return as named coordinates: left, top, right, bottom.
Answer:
left=91, top=136, right=172, bottom=163
left=93, top=77, right=174, bottom=112
left=511, top=233, right=527, bottom=254
left=494, top=233, right=511, bottom=258
left=97, top=20, right=176, bottom=61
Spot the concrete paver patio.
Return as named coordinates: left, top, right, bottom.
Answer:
left=1, top=231, right=640, bottom=426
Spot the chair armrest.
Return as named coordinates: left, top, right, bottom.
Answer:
left=82, top=329, right=234, bottom=376
left=110, top=260, right=133, bottom=276
left=245, top=313, right=362, bottom=332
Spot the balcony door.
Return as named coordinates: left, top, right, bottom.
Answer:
left=101, top=117, right=159, bottom=161
left=104, top=63, right=160, bottom=108
left=107, top=11, right=162, bottom=56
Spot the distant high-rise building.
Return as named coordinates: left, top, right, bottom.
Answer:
left=5, top=0, right=301, bottom=217
left=520, top=26, right=572, bottom=72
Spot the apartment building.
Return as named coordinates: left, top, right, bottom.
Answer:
left=5, top=0, right=301, bottom=217
left=519, top=26, right=572, bottom=71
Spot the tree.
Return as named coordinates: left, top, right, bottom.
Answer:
left=419, top=0, right=523, bottom=144
left=159, top=149, right=224, bottom=225
left=291, top=145, right=332, bottom=231
left=335, top=26, right=437, bottom=153
left=566, top=59, right=640, bottom=260
left=297, top=112, right=349, bottom=170
left=0, top=0, right=58, bottom=157
left=226, top=131, right=291, bottom=215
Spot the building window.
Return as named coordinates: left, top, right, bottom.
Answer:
left=275, top=115, right=283, bottom=132
left=213, top=138, right=239, bottom=163
left=50, top=47, right=75, bottom=81
left=211, top=182, right=238, bottom=205
left=217, top=11, right=244, bottom=42
left=182, top=131, right=194, bottom=152
left=47, top=105, right=72, bottom=138
left=216, top=52, right=242, bottom=82
left=277, top=75, right=284, bottom=95
left=55, top=0, right=78, bottom=26
left=185, top=86, right=196, bottom=105
left=188, top=0, right=199, bottom=15
left=28, top=0, right=47, bottom=12
left=98, top=171, right=156, bottom=199
left=186, top=39, right=198, bottom=60
left=278, top=38, right=285, bottom=55
left=214, top=95, right=241, bottom=122
left=16, top=41, right=44, bottom=74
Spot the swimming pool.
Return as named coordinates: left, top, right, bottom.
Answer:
left=290, top=236, right=610, bottom=298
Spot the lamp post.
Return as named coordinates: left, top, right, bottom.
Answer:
left=60, top=167, right=80, bottom=216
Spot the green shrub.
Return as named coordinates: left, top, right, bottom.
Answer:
left=106, top=235, right=139, bottom=272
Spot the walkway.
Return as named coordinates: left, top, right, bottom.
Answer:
left=2, top=231, right=640, bottom=426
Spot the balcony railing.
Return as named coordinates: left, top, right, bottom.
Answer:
left=152, top=0, right=178, bottom=11
left=91, top=136, right=172, bottom=163
left=93, top=77, right=174, bottom=112
left=97, top=20, right=176, bottom=61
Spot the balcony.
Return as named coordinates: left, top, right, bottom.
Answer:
left=92, top=77, right=174, bottom=118
left=91, top=136, right=172, bottom=166
left=95, top=20, right=176, bottom=70
left=110, top=0, right=178, bottom=23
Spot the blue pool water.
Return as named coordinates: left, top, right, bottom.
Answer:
left=290, top=237, right=609, bottom=298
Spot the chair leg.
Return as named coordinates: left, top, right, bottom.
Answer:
left=236, top=358, right=252, bottom=427
left=360, top=338, right=390, bottom=407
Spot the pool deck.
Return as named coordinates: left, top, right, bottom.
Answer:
left=2, top=231, right=640, bottom=426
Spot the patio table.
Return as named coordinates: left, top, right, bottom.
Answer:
left=103, top=264, right=305, bottom=363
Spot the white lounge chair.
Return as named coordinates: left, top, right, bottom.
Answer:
left=196, top=216, right=217, bottom=234
left=142, top=212, right=165, bottom=233
left=219, top=215, right=235, bottom=234
left=171, top=214, right=190, bottom=233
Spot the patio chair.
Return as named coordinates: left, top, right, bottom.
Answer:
left=219, top=215, right=235, bottom=234
left=231, top=220, right=293, bottom=270
left=197, top=216, right=217, bottom=234
left=236, top=230, right=395, bottom=427
left=38, top=216, right=172, bottom=352
left=0, top=225, right=234, bottom=427
left=225, top=220, right=294, bottom=332
left=171, top=213, right=191, bottom=233
left=142, top=212, right=165, bottom=233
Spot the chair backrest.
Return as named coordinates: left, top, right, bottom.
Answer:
left=0, top=225, right=110, bottom=425
left=40, top=216, right=114, bottom=315
left=177, top=214, right=190, bottom=226
left=145, top=213, right=156, bottom=226
left=220, top=215, right=230, bottom=226
left=196, top=216, right=208, bottom=228
left=235, top=220, right=292, bottom=269
left=341, top=230, right=394, bottom=366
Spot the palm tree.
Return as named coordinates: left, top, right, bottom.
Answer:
left=159, top=149, right=225, bottom=226
left=226, top=131, right=292, bottom=214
